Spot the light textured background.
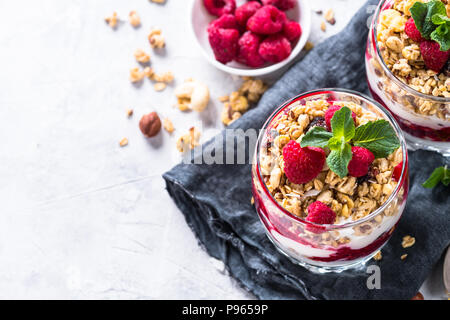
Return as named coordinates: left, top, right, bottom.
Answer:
left=0, top=0, right=446, bottom=299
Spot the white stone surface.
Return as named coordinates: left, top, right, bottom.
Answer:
left=0, top=0, right=445, bottom=299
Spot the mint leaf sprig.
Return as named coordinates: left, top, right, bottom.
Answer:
left=422, top=165, right=450, bottom=188
left=352, top=119, right=401, bottom=158
left=301, top=106, right=401, bottom=178
left=410, top=0, right=450, bottom=51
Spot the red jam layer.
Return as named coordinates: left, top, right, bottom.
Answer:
left=253, top=183, right=396, bottom=263
left=308, top=227, right=394, bottom=262
left=368, top=86, right=450, bottom=142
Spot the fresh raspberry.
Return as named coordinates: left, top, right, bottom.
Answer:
left=208, top=27, right=240, bottom=63
left=237, top=31, right=266, bottom=67
left=258, top=34, right=292, bottom=63
left=347, top=147, right=375, bottom=178
left=306, top=201, right=336, bottom=225
left=235, top=1, right=262, bottom=27
left=247, top=5, right=286, bottom=35
left=306, top=201, right=336, bottom=233
left=283, top=20, right=302, bottom=43
left=207, top=14, right=239, bottom=32
left=324, top=105, right=357, bottom=132
left=405, top=17, right=424, bottom=42
left=282, top=141, right=325, bottom=184
left=262, top=0, right=296, bottom=11
left=420, top=40, right=450, bottom=72
left=203, top=0, right=236, bottom=17
left=392, top=162, right=403, bottom=181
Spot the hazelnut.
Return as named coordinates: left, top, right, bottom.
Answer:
left=411, top=292, right=424, bottom=300
left=139, top=112, right=161, bottom=138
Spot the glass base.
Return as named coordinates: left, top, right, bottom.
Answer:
left=403, top=131, right=450, bottom=157
left=265, top=231, right=381, bottom=274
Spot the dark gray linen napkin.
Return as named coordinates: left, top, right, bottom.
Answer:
left=163, top=0, right=450, bottom=299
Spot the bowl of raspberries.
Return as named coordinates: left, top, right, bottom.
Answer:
left=191, top=0, right=311, bottom=76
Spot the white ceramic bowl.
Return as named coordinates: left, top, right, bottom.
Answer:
left=190, top=0, right=312, bottom=77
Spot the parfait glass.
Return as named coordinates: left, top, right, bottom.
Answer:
left=251, top=89, right=409, bottom=273
left=365, top=0, right=450, bottom=155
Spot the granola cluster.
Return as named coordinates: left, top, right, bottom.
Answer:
left=374, top=0, right=450, bottom=119
left=130, top=63, right=174, bottom=90
left=317, top=8, right=336, bottom=32
left=220, top=77, right=268, bottom=126
left=129, top=11, right=141, bottom=28
left=378, top=0, right=450, bottom=96
left=260, top=99, right=403, bottom=224
left=105, top=12, right=119, bottom=29
left=148, top=28, right=165, bottom=49
left=134, top=49, right=150, bottom=64
left=125, top=23, right=170, bottom=91
left=176, top=127, right=201, bottom=153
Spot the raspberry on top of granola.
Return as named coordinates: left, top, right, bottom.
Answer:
left=259, top=99, right=403, bottom=225
left=377, top=0, right=450, bottom=98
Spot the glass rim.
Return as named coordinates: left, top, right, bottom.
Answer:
left=255, top=88, right=409, bottom=230
left=372, top=0, right=450, bottom=103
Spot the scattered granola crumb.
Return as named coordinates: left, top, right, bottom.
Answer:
left=129, top=11, right=141, bottom=28
left=154, top=82, right=167, bottom=91
left=150, top=0, right=166, bottom=3
left=105, top=12, right=119, bottom=29
left=148, top=28, right=165, bottom=49
left=320, top=21, right=326, bottom=32
left=373, top=251, right=382, bottom=261
left=305, top=41, right=314, bottom=51
left=163, top=118, right=174, bottom=133
left=152, top=71, right=174, bottom=83
left=324, top=9, right=336, bottom=25
left=402, top=235, right=415, bottom=248
left=134, top=49, right=151, bottom=64
left=251, top=197, right=255, bottom=205
left=218, top=95, right=229, bottom=103
left=126, top=109, right=133, bottom=117
left=143, top=66, right=155, bottom=79
left=177, top=102, right=190, bottom=112
left=220, top=77, right=267, bottom=126
left=401, top=254, right=408, bottom=260
left=119, top=137, right=128, bottom=147
left=176, top=127, right=201, bottom=152
left=130, top=67, right=145, bottom=83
